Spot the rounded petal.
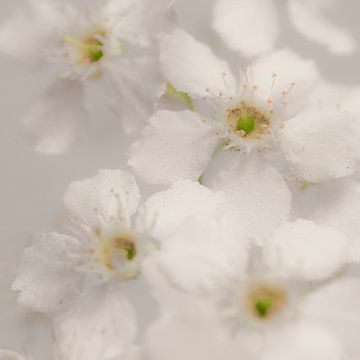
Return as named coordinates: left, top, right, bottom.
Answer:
left=160, top=28, right=236, bottom=97
left=144, top=214, right=248, bottom=295
left=212, top=0, right=279, bottom=57
left=0, top=0, right=70, bottom=64
left=300, top=278, right=360, bottom=357
left=249, top=48, right=319, bottom=117
left=314, top=179, right=360, bottom=262
left=279, top=111, right=360, bottom=183
left=103, top=57, right=164, bottom=134
left=53, top=285, right=136, bottom=360
left=288, top=0, right=357, bottom=55
left=11, top=232, right=83, bottom=313
left=136, top=180, right=225, bottom=240
left=210, top=153, right=291, bottom=244
left=128, top=110, right=220, bottom=185
left=63, top=169, right=140, bottom=228
left=264, top=219, right=349, bottom=281
left=23, top=79, right=86, bottom=155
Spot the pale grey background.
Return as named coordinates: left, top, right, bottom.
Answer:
left=1, top=0, right=360, bottom=358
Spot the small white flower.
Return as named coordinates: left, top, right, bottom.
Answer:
left=0, top=0, right=175, bottom=153
left=12, top=169, right=151, bottom=313
left=212, top=0, right=357, bottom=57
left=129, top=29, right=360, bottom=185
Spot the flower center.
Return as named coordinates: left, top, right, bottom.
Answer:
left=227, top=101, right=271, bottom=140
left=246, top=283, right=287, bottom=320
left=64, top=30, right=106, bottom=64
left=99, top=233, right=137, bottom=271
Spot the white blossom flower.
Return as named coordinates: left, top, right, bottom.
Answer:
left=212, top=0, right=357, bottom=57
left=11, top=169, right=153, bottom=314
left=0, top=0, right=175, bottom=154
left=144, top=209, right=359, bottom=359
left=129, top=29, right=360, bottom=186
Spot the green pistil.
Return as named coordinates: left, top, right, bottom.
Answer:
left=64, top=36, right=104, bottom=62
left=255, top=297, right=273, bottom=317
left=236, top=115, right=255, bottom=134
left=166, top=83, right=195, bottom=110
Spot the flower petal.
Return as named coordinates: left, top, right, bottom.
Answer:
left=279, top=111, right=360, bottom=183
left=212, top=0, right=279, bottom=57
left=300, top=278, right=360, bottom=357
left=103, top=57, right=164, bottom=134
left=314, top=179, right=360, bottom=262
left=160, top=28, right=236, bottom=97
left=128, top=110, right=220, bottom=185
left=53, top=285, right=136, bottom=360
left=0, top=0, right=70, bottom=64
left=0, top=350, right=26, bottom=360
left=11, top=232, right=83, bottom=313
left=264, top=219, right=349, bottom=281
left=210, top=153, right=291, bottom=244
left=63, top=169, right=140, bottom=228
left=288, top=0, right=357, bottom=55
left=23, top=79, right=86, bottom=155
left=136, top=180, right=225, bottom=240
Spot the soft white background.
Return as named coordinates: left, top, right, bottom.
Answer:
left=1, top=0, right=360, bottom=358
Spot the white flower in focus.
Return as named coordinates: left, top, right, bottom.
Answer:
left=0, top=0, right=175, bottom=153
left=212, top=0, right=357, bottom=57
left=11, top=169, right=153, bottom=313
left=129, top=29, right=360, bottom=186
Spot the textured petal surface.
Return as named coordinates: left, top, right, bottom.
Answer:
left=264, top=219, right=348, bottom=281
left=301, top=278, right=360, bottom=358
left=136, top=180, right=225, bottom=240
left=11, top=232, right=83, bottom=313
left=128, top=110, right=219, bottom=185
left=210, top=154, right=291, bottom=244
left=54, top=285, right=136, bottom=360
left=279, top=111, right=360, bottom=183
left=160, top=28, right=236, bottom=97
left=212, top=0, right=279, bottom=57
left=63, top=169, right=140, bottom=228
left=314, top=179, right=360, bottom=262
left=104, top=56, right=164, bottom=134
left=0, top=350, right=26, bottom=360
left=23, top=79, right=86, bottom=155
left=0, top=0, right=68, bottom=64
left=288, top=0, right=357, bottom=55
left=144, top=214, right=248, bottom=294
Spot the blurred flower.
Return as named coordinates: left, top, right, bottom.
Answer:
left=0, top=350, right=26, bottom=360
left=129, top=29, right=360, bottom=185
left=0, top=0, right=175, bottom=154
left=212, top=0, right=357, bottom=57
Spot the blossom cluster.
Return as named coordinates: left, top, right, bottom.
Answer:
left=1, top=0, right=360, bottom=359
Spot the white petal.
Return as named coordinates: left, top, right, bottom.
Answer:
left=54, top=285, right=136, bottom=360
left=144, top=214, right=248, bottom=295
left=11, top=232, right=83, bottom=313
left=210, top=154, right=291, bottom=244
left=160, top=28, right=236, bottom=97
left=136, top=180, right=225, bottom=240
left=63, top=169, right=140, bottom=228
left=264, top=219, right=348, bottom=281
left=314, top=179, right=360, bottom=262
left=212, top=0, right=279, bottom=57
left=128, top=110, right=220, bottom=185
left=103, top=56, right=164, bottom=134
left=23, top=79, right=86, bottom=155
left=300, top=278, right=360, bottom=357
left=104, top=0, right=175, bottom=47
left=279, top=111, right=360, bottom=183
left=0, top=350, right=26, bottom=360
left=249, top=48, right=319, bottom=117
left=288, top=0, right=357, bottom=55
left=0, top=0, right=69, bottom=64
